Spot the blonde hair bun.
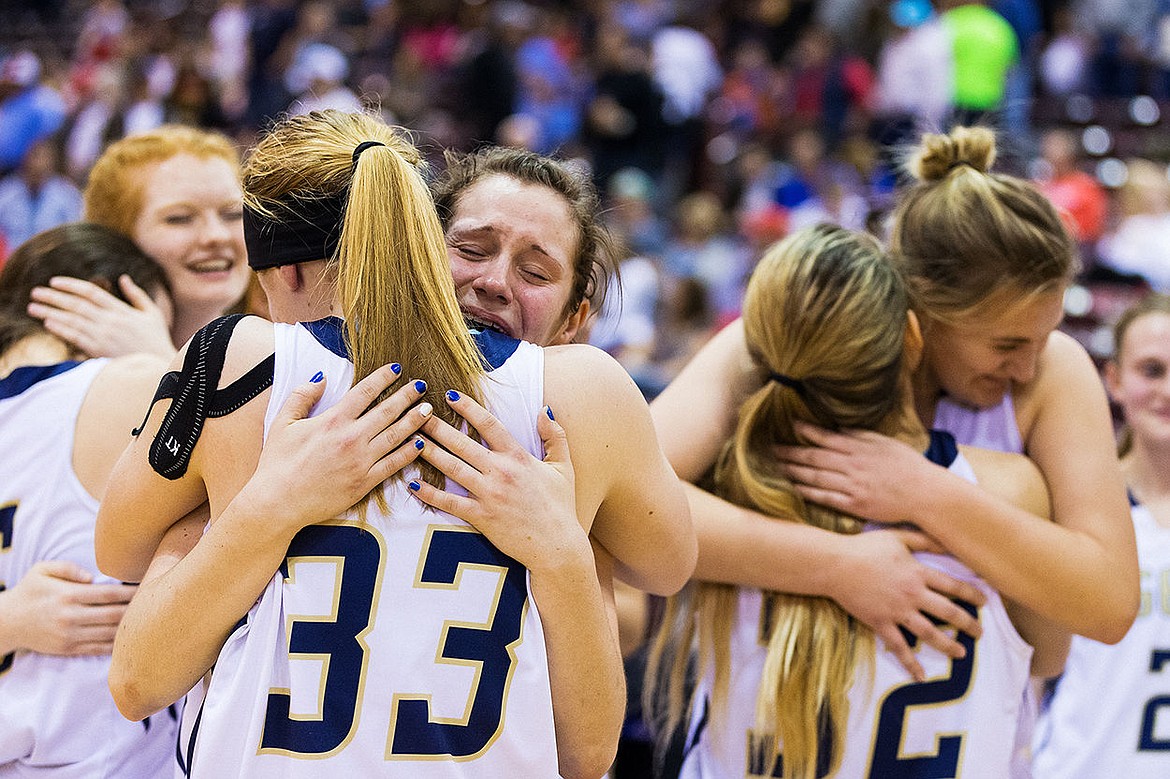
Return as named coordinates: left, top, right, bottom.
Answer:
left=910, top=126, right=997, bottom=182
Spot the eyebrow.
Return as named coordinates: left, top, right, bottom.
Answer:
left=448, top=224, right=560, bottom=262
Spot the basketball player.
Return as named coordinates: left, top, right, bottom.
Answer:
left=1031, top=294, right=1170, bottom=778
left=646, top=224, right=1066, bottom=778
left=98, top=110, right=691, bottom=778
left=0, top=224, right=174, bottom=776
left=650, top=126, right=1135, bottom=671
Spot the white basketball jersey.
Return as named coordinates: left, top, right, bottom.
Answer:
left=1031, top=502, right=1170, bottom=778
left=0, top=360, right=176, bottom=778
left=680, top=432, right=1034, bottom=779
left=183, top=319, right=560, bottom=778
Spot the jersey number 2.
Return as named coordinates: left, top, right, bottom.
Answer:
left=868, top=599, right=978, bottom=777
left=258, top=524, right=527, bottom=760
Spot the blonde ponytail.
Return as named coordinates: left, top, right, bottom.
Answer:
left=243, top=110, right=485, bottom=509
left=646, top=225, right=906, bottom=777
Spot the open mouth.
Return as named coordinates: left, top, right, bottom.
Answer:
left=189, top=258, right=235, bottom=274
left=463, top=314, right=510, bottom=338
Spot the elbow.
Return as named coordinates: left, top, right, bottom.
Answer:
left=1093, top=606, right=1139, bottom=647
left=93, top=525, right=142, bottom=584
left=558, top=739, right=619, bottom=779
left=629, top=536, right=696, bottom=597
left=658, top=534, right=699, bottom=596
left=93, top=544, right=132, bottom=584
left=1081, top=586, right=1140, bottom=646
left=108, top=656, right=167, bottom=722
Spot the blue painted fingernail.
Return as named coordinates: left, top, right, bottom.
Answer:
left=414, top=437, right=424, bottom=450
left=446, top=389, right=461, bottom=402
left=408, top=480, right=421, bottom=491
left=310, top=371, right=324, bottom=383
left=545, top=405, right=555, bottom=421
left=390, top=363, right=401, bottom=374
left=414, top=380, right=427, bottom=393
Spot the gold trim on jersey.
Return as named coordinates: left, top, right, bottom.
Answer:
left=257, top=519, right=388, bottom=760
left=385, top=523, right=530, bottom=762
left=864, top=618, right=978, bottom=773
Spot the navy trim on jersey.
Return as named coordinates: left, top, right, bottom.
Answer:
left=0, top=361, right=83, bottom=400
left=1128, top=489, right=1140, bottom=508
left=471, top=327, right=520, bottom=371
left=925, top=429, right=959, bottom=468
left=300, top=317, right=521, bottom=373
left=176, top=695, right=204, bottom=777
left=684, top=697, right=710, bottom=763
left=302, top=316, right=349, bottom=359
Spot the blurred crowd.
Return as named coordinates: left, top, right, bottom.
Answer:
left=1, top=0, right=1167, bottom=392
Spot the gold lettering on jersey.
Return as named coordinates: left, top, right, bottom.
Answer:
left=385, top=524, right=528, bottom=762
left=1137, top=568, right=1170, bottom=617
left=277, top=554, right=346, bottom=722
left=258, top=519, right=388, bottom=760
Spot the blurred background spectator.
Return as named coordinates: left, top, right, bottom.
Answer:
left=1096, top=157, right=1170, bottom=290
left=0, top=136, right=82, bottom=257
left=0, top=0, right=1166, bottom=378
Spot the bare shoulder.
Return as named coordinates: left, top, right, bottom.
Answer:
left=541, top=342, right=656, bottom=469
left=84, top=354, right=170, bottom=434
left=207, top=314, right=276, bottom=388
left=961, top=446, right=1052, bottom=521
left=543, top=342, right=635, bottom=393
left=1015, top=330, right=1101, bottom=428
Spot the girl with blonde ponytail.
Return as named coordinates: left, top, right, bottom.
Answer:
left=96, top=110, right=690, bottom=778
left=650, top=124, right=1133, bottom=678
left=648, top=224, right=1065, bottom=778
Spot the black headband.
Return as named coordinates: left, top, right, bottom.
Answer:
left=244, top=141, right=388, bottom=271
left=243, top=195, right=345, bottom=270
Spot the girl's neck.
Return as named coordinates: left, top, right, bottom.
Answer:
left=1123, top=442, right=1170, bottom=505
left=0, top=333, right=73, bottom=379
left=911, top=367, right=943, bottom=430
left=890, top=371, right=932, bottom=453
left=171, top=302, right=233, bottom=348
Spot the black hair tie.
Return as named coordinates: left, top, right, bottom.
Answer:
left=769, top=371, right=807, bottom=397
left=352, top=140, right=386, bottom=165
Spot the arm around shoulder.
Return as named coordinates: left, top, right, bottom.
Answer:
left=650, top=318, right=759, bottom=482
left=1017, top=331, right=1137, bottom=641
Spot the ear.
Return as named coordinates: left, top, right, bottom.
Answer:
left=277, top=263, right=304, bottom=291
left=1102, top=359, right=1122, bottom=401
left=904, top=309, right=924, bottom=372
left=551, top=299, right=591, bottom=345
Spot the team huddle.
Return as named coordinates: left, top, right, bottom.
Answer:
left=0, top=110, right=1165, bottom=779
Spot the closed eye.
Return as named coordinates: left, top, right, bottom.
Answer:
left=454, top=243, right=489, bottom=260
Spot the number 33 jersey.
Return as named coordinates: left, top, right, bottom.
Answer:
left=680, top=432, right=1034, bottom=779
left=183, top=319, right=559, bottom=778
